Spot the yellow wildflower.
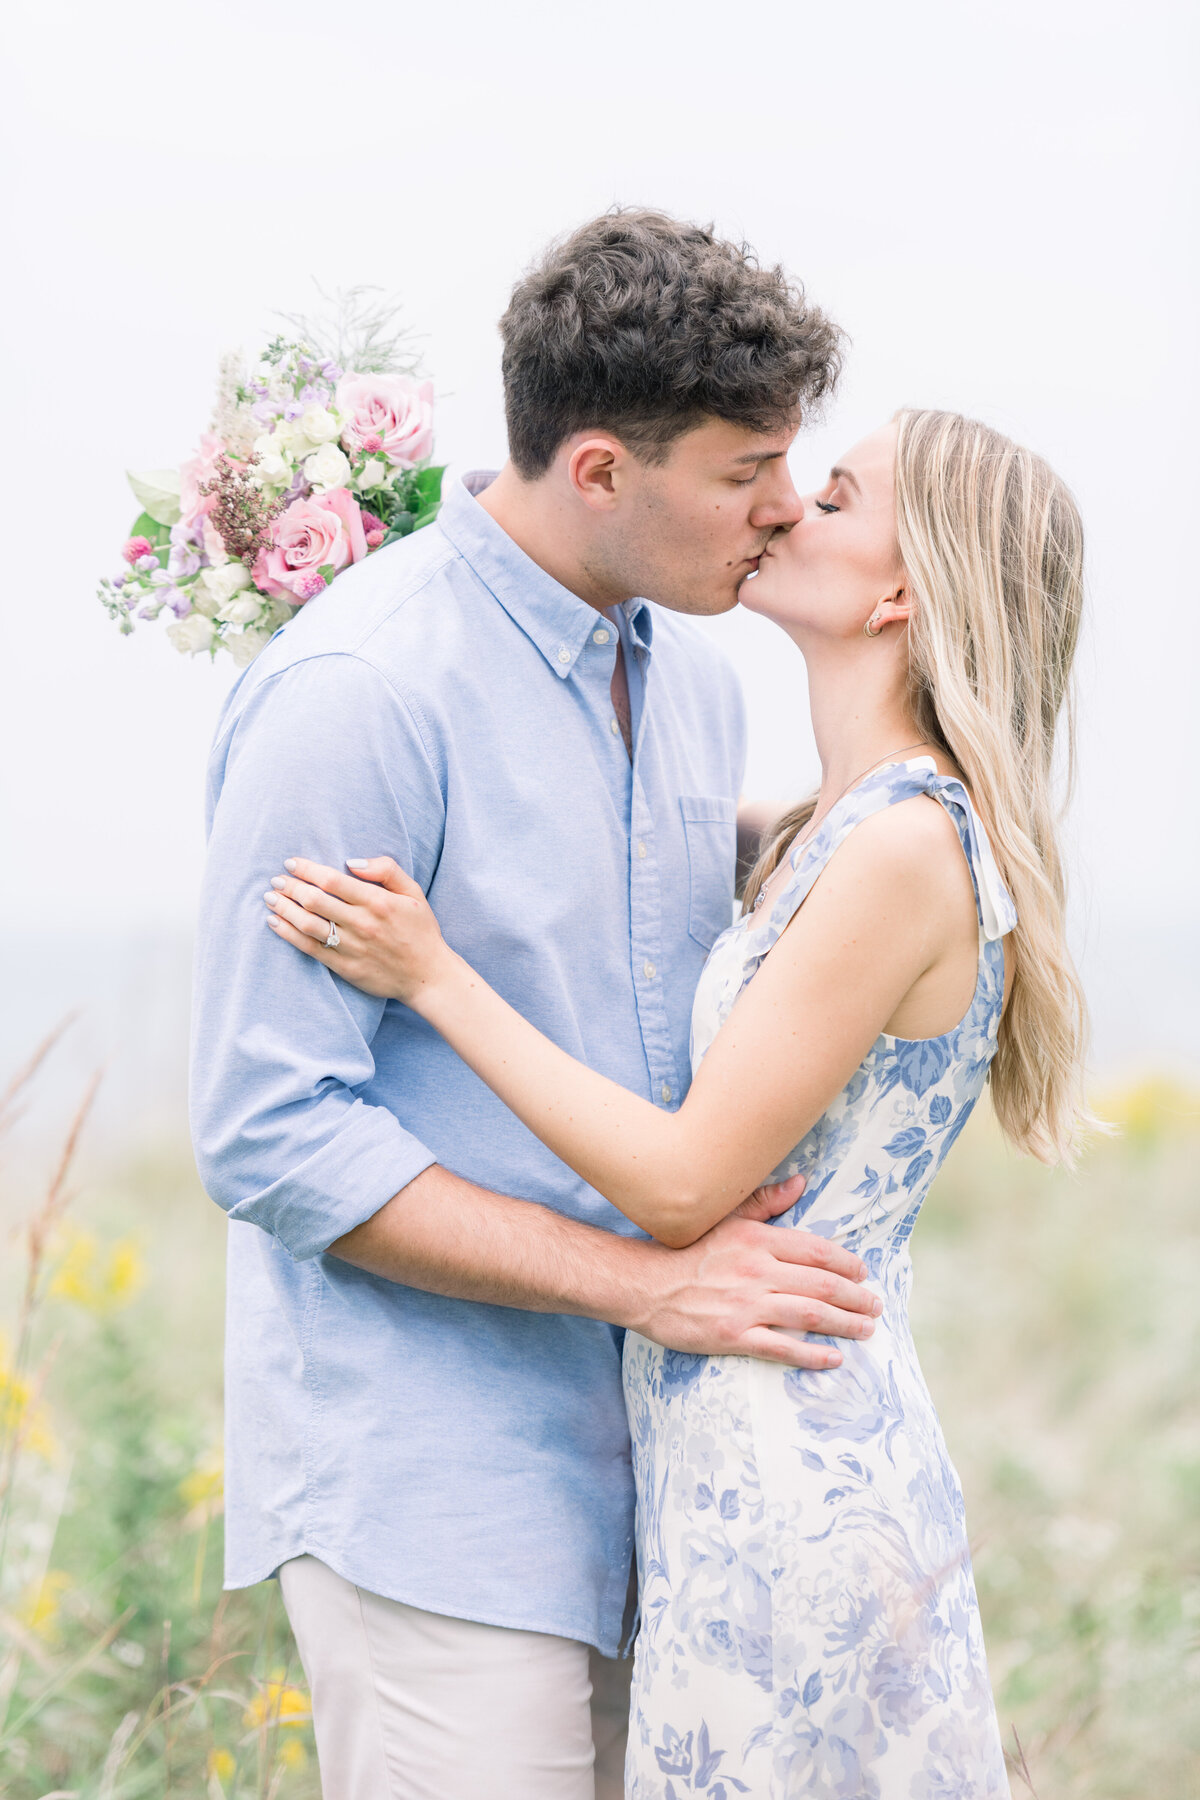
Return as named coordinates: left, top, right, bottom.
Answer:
left=180, top=1448, right=224, bottom=1512
left=17, top=1568, right=72, bottom=1638
left=207, top=1747, right=236, bottom=1784
left=278, top=1737, right=309, bottom=1771
left=0, top=1349, right=54, bottom=1459
left=1094, top=1077, right=1200, bottom=1149
left=243, top=1681, right=311, bottom=1728
left=47, top=1226, right=145, bottom=1314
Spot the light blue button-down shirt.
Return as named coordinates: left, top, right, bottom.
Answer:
left=191, top=473, right=746, bottom=1655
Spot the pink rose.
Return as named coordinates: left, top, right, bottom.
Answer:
left=336, top=373, right=434, bottom=470
left=179, top=431, right=224, bottom=527
left=253, top=488, right=368, bottom=603
left=122, top=536, right=154, bottom=564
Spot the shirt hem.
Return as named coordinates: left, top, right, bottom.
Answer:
left=224, top=1543, right=626, bottom=1660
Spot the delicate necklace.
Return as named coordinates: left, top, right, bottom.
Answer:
left=753, top=740, right=933, bottom=911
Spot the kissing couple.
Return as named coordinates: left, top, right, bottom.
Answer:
left=193, top=209, right=1089, bottom=1798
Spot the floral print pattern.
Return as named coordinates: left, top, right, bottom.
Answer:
left=624, top=762, right=1015, bottom=1798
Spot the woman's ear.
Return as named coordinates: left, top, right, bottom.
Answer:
left=864, top=587, right=912, bottom=634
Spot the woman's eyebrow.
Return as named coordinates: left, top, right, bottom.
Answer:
left=829, top=464, right=862, bottom=495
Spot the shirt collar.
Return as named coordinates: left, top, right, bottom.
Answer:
left=440, top=472, right=653, bottom=677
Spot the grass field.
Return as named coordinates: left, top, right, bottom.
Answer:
left=1, top=1044, right=1197, bottom=1798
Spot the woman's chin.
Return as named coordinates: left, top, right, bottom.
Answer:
left=737, top=570, right=769, bottom=614
left=737, top=570, right=783, bottom=620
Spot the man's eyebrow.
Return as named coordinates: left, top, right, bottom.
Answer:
left=829, top=464, right=861, bottom=495
left=732, top=448, right=788, bottom=465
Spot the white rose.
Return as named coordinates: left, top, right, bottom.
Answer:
left=193, top=562, right=253, bottom=617
left=304, top=442, right=352, bottom=491
left=226, top=627, right=274, bottom=668
left=262, top=596, right=297, bottom=630
left=167, top=612, right=216, bottom=655
left=355, top=459, right=388, bottom=492
left=298, top=405, right=340, bottom=446
left=276, top=418, right=310, bottom=459
left=217, top=594, right=264, bottom=625
left=257, top=454, right=292, bottom=489
left=252, top=431, right=293, bottom=488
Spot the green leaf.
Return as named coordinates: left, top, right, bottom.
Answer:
left=318, top=564, right=336, bottom=582
left=411, top=505, right=441, bottom=532
left=413, top=465, right=444, bottom=505
left=126, top=468, right=182, bottom=526
left=130, top=509, right=172, bottom=544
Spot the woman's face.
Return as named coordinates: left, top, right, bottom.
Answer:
left=740, top=422, right=904, bottom=639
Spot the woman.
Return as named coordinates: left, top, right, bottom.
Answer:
left=263, top=409, right=1089, bottom=1797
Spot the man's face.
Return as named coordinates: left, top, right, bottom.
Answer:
left=608, top=416, right=804, bottom=615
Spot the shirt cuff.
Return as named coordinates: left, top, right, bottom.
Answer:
left=226, top=1098, right=438, bottom=1261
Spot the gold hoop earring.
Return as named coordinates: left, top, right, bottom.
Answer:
left=864, top=615, right=883, bottom=638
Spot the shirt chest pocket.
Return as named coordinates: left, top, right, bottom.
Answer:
left=679, top=795, right=738, bottom=951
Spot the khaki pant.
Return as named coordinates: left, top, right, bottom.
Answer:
left=279, top=1556, right=630, bottom=1800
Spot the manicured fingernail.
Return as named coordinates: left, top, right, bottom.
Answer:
left=825, top=1352, right=841, bottom=1367
left=872, top=1296, right=883, bottom=1315
left=271, top=876, right=286, bottom=889
left=347, top=858, right=369, bottom=870
left=860, top=1320, right=875, bottom=1336
left=263, top=891, right=278, bottom=906
left=284, top=859, right=297, bottom=872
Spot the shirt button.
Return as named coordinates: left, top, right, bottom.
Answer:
left=660, top=1084, right=673, bottom=1105
left=593, top=627, right=610, bottom=644
left=557, top=646, right=571, bottom=665
left=643, top=961, right=656, bottom=979
left=610, top=718, right=620, bottom=735
left=637, top=841, right=647, bottom=859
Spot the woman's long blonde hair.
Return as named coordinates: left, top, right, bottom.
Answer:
left=743, top=408, right=1091, bottom=1164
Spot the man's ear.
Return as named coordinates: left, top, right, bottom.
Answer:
left=566, top=434, right=630, bottom=512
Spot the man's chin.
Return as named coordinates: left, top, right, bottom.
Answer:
left=650, top=587, right=741, bottom=618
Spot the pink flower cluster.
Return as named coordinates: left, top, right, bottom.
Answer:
left=168, top=376, right=436, bottom=608
left=253, top=488, right=367, bottom=603
left=100, top=328, right=444, bottom=664
left=337, top=374, right=434, bottom=467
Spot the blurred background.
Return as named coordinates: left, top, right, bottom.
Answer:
left=0, top=1, right=1196, bottom=1794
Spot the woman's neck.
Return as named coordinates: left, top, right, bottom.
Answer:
left=804, top=639, right=925, bottom=811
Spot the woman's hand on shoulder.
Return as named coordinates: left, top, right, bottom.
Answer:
left=263, top=855, right=453, bottom=1006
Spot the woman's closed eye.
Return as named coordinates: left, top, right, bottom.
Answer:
left=815, top=499, right=840, bottom=514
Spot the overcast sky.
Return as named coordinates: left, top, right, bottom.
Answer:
left=2, top=0, right=1196, bottom=1107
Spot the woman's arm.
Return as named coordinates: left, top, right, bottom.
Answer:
left=265, top=800, right=966, bottom=1249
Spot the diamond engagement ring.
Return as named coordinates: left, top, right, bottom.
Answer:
left=323, top=919, right=340, bottom=950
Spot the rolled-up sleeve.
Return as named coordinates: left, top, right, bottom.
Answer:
left=191, top=651, right=444, bottom=1259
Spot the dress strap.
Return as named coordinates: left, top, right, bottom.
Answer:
left=746, top=758, right=1017, bottom=975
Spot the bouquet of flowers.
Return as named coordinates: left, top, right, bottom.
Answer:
left=98, top=295, right=443, bottom=666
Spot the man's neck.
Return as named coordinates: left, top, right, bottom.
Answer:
left=475, top=463, right=630, bottom=615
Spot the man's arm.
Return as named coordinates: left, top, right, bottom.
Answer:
left=329, top=1164, right=881, bottom=1371
left=191, top=654, right=445, bottom=1256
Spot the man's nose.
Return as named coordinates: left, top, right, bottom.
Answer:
left=750, top=470, right=804, bottom=529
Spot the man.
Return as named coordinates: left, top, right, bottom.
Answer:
left=192, top=210, right=873, bottom=1797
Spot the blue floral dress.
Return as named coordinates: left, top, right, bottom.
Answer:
left=624, top=760, right=1015, bottom=1799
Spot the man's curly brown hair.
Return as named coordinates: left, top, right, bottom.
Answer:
left=499, top=208, right=844, bottom=478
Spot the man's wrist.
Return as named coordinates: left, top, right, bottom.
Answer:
left=579, top=1231, right=668, bottom=1334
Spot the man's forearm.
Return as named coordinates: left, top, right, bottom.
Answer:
left=327, top=1160, right=881, bottom=1372
left=327, top=1162, right=657, bottom=1327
